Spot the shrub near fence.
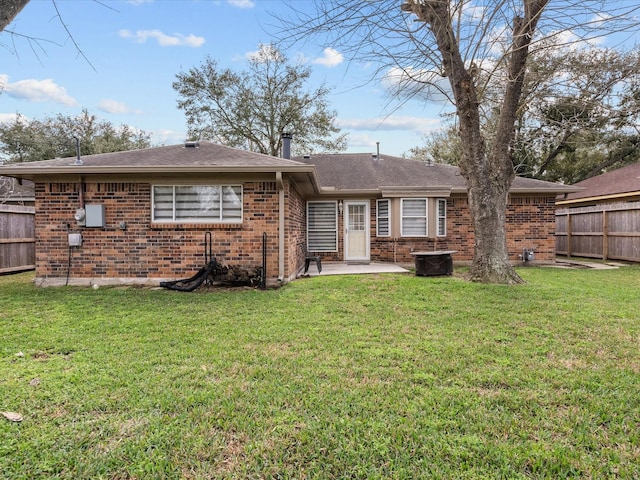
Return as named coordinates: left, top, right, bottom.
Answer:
left=556, top=201, right=640, bottom=262
left=0, top=204, right=35, bottom=274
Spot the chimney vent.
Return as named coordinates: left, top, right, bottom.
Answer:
left=281, top=132, right=292, bottom=159
left=73, top=137, right=83, bottom=166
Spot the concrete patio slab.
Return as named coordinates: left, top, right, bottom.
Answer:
left=299, top=262, right=410, bottom=277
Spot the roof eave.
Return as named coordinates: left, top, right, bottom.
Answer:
left=556, top=190, right=640, bottom=206
left=0, top=164, right=317, bottom=180
left=509, top=186, right=581, bottom=194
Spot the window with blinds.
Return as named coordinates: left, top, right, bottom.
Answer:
left=401, top=198, right=428, bottom=237
left=376, top=199, right=390, bottom=237
left=307, top=201, right=338, bottom=252
left=437, top=198, right=447, bottom=236
left=152, top=185, right=242, bottom=223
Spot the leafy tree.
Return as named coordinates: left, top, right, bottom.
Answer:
left=405, top=124, right=461, bottom=166
left=173, top=44, right=347, bottom=157
left=0, top=109, right=152, bottom=164
left=410, top=47, right=640, bottom=185
left=511, top=47, right=640, bottom=183
left=278, top=1, right=639, bottom=283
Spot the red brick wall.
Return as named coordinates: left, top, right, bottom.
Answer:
left=284, top=182, right=306, bottom=278
left=34, top=180, right=558, bottom=284
left=369, top=195, right=557, bottom=263
left=313, top=194, right=557, bottom=264
left=34, top=181, right=285, bottom=283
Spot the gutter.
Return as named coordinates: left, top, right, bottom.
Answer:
left=0, top=164, right=318, bottom=181
left=556, top=190, right=640, bottom=206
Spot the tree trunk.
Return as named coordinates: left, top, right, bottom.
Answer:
left=0, top=0, right=29, bottom=32
left=466, top=175, right=522, bottom=284
left=405, top=0, right=547, bottom=284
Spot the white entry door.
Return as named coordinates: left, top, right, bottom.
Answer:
left=344, top=201, right=370, bottom=262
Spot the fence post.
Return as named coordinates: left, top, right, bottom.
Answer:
left=566, top=211, right=572, bottom=257
left=602, top=210, right=608, bottom=261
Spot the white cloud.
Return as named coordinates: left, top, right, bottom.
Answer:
left=0, top=75, right=76, bottom=106
left=152, top=128, right=187, bottom=146
left=312, top=48, right=344, bottom=68
left=245, top=44, right=282, bottom=62
left=462, top=3, right=487, bottom=22
left=0, top=113, right=21, bottom=124
left=98, top=99, right=142, bottom=115
left=382, top=66, right=452, bottom=104
left=119, top=29, right=205, bottom=47
left=228, top=0, right=254, bottom=8
left=338, top=116, right=440, bottom=133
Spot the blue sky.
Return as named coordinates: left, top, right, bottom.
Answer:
left=0, top=0, right=446, bottom=157
left=1, top=1, right=638, bottom=158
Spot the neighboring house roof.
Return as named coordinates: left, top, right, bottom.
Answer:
left=556, top=161, right=640, bottom=206
left=0, top=142, right=577, bottom=197
left=296, top=153, right=577, bottom=195
left=0, top=177, right=35, bottom=203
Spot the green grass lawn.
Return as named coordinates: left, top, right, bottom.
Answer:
left=1, top=266, right=639, bottom=479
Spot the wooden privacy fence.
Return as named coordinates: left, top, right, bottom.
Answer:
left=556, top=201, right=640, bottom=262
left=0, top=204, right=35, bottom=274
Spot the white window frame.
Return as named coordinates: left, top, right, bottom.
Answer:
left=376, top=199, right=390, bottom=237
left=152, top=185, right=243, bottom=223
left=401, top=198, right=428, bottom=237
left=307, top=201, right=338, bottom=252
left=437, top=198, right=447, bottom=237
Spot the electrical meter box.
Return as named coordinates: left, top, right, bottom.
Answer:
left=85, top=204, right=106, bottom=228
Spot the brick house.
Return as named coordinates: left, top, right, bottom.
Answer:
left=0, top=141, right=576, bottom=286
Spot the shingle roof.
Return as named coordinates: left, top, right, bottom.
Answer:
left=0, top=142, right=577, bottom=195
left=295, top=153, right=576, bottom=194
left=559, top=161, right=640, bottom=202
left=0, top=141, right=312, bottom=174
left=0, top=177, right=34, bottom=200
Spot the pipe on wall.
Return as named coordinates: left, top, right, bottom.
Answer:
left=276, top=171, right=285, bottom=282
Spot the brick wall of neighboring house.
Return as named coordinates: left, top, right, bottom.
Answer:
left=316, top=194, right=557, bottom=264
left=34, top=180, right=286, bottom=283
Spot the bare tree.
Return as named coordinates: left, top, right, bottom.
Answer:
left=277, top=1, right=640, bottom=284
left=0, top=0, right=29, bottom=32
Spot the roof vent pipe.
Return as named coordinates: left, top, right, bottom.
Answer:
left=281, top=132, right=292, bottom=159
left=376, top=141, right=380, bottom=158
left=73, top=137, right=83, bottom=166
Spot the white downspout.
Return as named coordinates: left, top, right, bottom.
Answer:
left=276, top=171, right=285, bottom=282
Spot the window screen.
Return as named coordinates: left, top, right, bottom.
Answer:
left=377, top=199, right=390, bottom=237
left=152, top=185, right=242, bottom=223
left=401, top=198, right=427, bottom=237
left=307, top=201, right=338, bottom=252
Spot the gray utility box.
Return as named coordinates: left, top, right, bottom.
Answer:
left=85, top=204, right=106, bottom=228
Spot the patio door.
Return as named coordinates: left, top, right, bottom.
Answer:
left=344, top=201, right=370, bottom=262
